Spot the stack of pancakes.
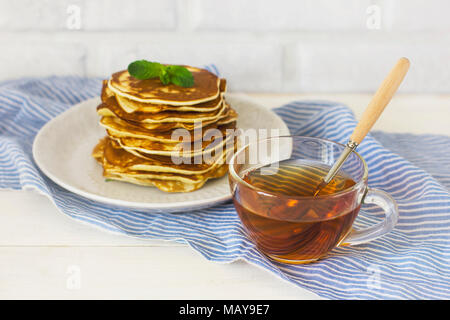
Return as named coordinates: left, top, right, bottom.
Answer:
left=92, top=66, right=238, bottom=192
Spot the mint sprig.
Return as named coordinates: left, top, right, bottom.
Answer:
left=127, top=60, right=194, bottom=88
left=128, top=60, right=163, bottom=80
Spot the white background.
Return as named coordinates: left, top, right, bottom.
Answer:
left=1, top=0, right=450, bottom=92
left=1, top=1, right=450, bottom=299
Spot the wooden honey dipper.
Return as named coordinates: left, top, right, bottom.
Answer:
left=314, top=57, right=410, bottom=196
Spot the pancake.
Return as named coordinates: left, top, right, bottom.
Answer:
left=109, top=66, right=221, bottom=106
left=113, top=132, right=236, bottom=157
left=98, top=89, right=227, bottom=123
left=97, top=104, right=235, bottom=131
left=108, top=79, right=227, bottom=113
left=102, top=165, right=229, bottom=193
left=93, top=137, right=231, bottom=192
left=98, top=137, right=233, bottom=175
left=93, top=64, right=238, bottom=193
left=100, top=114, right=237, bottom=143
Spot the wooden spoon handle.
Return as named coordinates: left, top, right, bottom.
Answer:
left=350, top=57, right=410, bottom=144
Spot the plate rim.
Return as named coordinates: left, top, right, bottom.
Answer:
left=32, top=94, right=289, bottom=211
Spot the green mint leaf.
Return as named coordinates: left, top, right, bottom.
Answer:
left=128, top=60, right=163, bottom=80
left=159, top=68, right=171, bottom=85
left=167, top=65, right=194, bottom=87
left=127, top=60, right=194, bottom=87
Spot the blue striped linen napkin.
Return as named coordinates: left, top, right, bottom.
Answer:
left=0, top=76, right=449, bottom=300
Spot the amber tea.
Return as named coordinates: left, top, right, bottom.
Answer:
left=229, top=136, right=399, bottom=264
left=233, top=159, right=360, bottom=263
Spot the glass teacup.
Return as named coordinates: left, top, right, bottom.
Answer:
left=228, top=136, right=398, bottom=264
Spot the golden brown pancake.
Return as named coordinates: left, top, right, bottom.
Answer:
left=108, top=66, right=221, bottom=106
left=100, top=137, right=231, bottom=174
left=105, top=80, right=227, bottom=113
left=100, top=115, right=237, bottom=143
left=98, top=95, right=227, bottom=123
left=102, top=165, right=229, bottom=193
left=97, top=104, right=235, bottom=131
left=93, top=64, right=237, bottom=193
left=92, top=137, right=232, bottom=192
left=113, top=133, right=236, bottom=158
left=100, top=81, right=227, bottom=122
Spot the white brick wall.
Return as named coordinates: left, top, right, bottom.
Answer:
left=0, top=0, right=74, bottom=30
left=293, top=36, right=450, bottom=93
left=137, top=42, right=283, bottom=91
left=0, top=0, right=449, bottom=93
left=83, top=0, right=177, bottom=31
left=388, top=0, right=450, bottom=31
left=0, top=41, right=86, bottom=78
left=191, top=0, right=372, bottom=31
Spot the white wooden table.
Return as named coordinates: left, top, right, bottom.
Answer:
left=1, top=93, right=449, bottom=299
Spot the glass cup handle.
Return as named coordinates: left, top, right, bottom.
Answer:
left=342, top=188, right=399, bottom=246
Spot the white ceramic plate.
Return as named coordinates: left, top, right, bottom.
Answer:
left=32, top=94, right=289, bottom=212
